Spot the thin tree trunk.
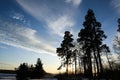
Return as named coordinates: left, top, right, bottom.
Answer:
left=93, top=50, right=99, bottom=76
left=75, top=52, right=77, bottom=79
left=87, top=49, right=93, bottom=79
left=97, top=47, right=103, bottom=76
left=83, top=56, right=87, bottom=76
left=106, top=52, right=112, bottom=69
left=66, top=58, right=69, bottom=74
left=93, top=58, right=97, bottom=78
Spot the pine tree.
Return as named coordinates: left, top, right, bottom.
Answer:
left=77, top=9, right=107, bottom=78
left=33, top=58, right=45, bottom=78
left=57, top=31, right=74, bottom=74
left=16, top=63, right=29, bottom=80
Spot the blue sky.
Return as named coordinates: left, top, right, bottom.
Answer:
left=0, top=0, right=120, bottom=73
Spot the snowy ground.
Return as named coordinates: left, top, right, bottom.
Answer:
left=0, top=79, right=58, bottom=80
left=0, top=73, right=58, bottom=80
left=0, top=73, right=111, bottom=80
left=0, top=78, right=111, bottom=80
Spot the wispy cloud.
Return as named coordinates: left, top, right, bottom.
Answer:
left=0, top=19, right=56, bottom=55
left=12, top=12, right=24, bottom=20
left=111, top=0, right=120, bottom=13
left=1, top=0, right=82, bottom=56
left=16, top=0, right=79, bottom=37
left=48, top=15, right=74, bottom=36
left=65, top=0, right=82, bottom=7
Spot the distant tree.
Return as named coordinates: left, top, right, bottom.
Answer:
left=77, top=9, right=107, bottom=78
left=101, top=44, right=112, bottom=69
left=112, top=18, right=120, bottom=79
left=16, top=63, right=29, bottom=80
left=16, top=58, right=45, bottom=79
left=33, top=58, right=45, bottom=78
left=29, top=64, right=34, bottom=78
left=113, top=18, right=120, bottom=55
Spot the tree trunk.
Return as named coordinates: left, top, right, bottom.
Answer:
left=75, top=52, right=77, bottom=79
left=93, top=50, right=100, bottom=76
left=66, top=58, right=69, bottom=74
left=97, top=47, right=103, bottom=75
left=87, top=49, right=93, bottom=79
left=106, top=52, right=112, bottom=69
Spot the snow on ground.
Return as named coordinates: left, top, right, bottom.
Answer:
left=0, top=79, right=58, bottom=80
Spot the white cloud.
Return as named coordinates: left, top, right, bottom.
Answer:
left=111, top=0, right=120, bottom=8
left=111, top=0, right=120, bottom=13
left=65, top=0, right=82, bottom=7
left=11, top=0, right=82, bottom=55
left=12, top=13, right=24, bottom=20
left=0, top=19, right=56, bottom=55
left=48, top=15, right=74, bottom=36
left=16, top=0, right=76, bottom=37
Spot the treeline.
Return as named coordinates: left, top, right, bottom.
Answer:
left=0, top=70, right=15, bottom=74
left=56, top=9, right=120, bottom=80
left=16, top=58, right=45, bottom=80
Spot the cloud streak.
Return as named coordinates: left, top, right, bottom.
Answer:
left=65, top=0, right=82, bottom=7
left=0, top=0, right=83, bottom=56
left=0, top=19, right=56, bottom=55
left=16, top=0, right=80, bottom=36
left=111, top=0, right=120, bottom=13
left=48, top=15, right=74, bottom=36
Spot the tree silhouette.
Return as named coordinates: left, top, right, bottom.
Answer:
left=16, top=58, right=45, bottom=79
left=117, top=18, right=120, bottom=32
left=111, top=18, right=120, bottom=80
left=77, top=9, right=107, bottom=78
left=56, top=9, right=116, bottom=79
left=101, top=44, right=112, bottom=69
left=113, top=18, right=120, bottom=55
left=16, top=63, right=29, bottom=80
left=33, top=58, right=45, bottom=78
left=57, top=31, right=74, bottom=74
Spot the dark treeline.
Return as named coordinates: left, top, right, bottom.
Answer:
left=56, top=9, right=120, bottom=80
left=16, top=58, right=45, bottom=80
left=0, top=70, right=15, bottom=74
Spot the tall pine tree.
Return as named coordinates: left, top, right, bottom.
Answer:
left=77, top=9, right=107, bottom=78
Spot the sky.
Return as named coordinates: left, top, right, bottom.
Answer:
left=0, top=0, right=120, bottom=73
